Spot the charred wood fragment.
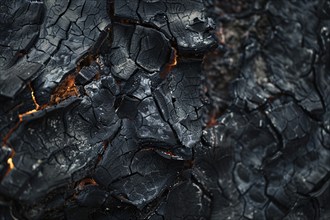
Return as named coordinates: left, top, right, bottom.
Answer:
left=1, top=0, right=330, bottom=219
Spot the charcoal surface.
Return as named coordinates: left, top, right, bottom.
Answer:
left=0, top=0, right=330, bottom=219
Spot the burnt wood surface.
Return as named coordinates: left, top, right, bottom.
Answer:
left=0, top=0, right=330, bottom=219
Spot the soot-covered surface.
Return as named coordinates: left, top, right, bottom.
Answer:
left=0, top=0, right=330, bottom=219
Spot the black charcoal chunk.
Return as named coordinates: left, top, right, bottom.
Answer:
left=105, top=23, right=172, bottom=80
left=113, top=0, right=216, bottom=53
left=76, top=62, right=100, bottom=85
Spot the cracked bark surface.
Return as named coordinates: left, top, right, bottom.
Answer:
left=0, top=0, right=330, bottom=219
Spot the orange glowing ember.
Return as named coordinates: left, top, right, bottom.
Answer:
left=19, top=109, right=38, bottom=122
left=77, top=178, right=98, bottom=190
left=7, top=158, right=14, bottom=170
left=18, top=84, right=42, bottom=121
left=160, top=48, right=178, bottom=79
left=50, top=74, right=79, bottom=105
left=4, top=153, right=15, bottom=176
left=29, top=83, right=40, bottom=110
left=170, top=48, right=178, bottom=66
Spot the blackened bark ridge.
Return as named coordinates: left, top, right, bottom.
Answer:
left=0, top=0, right=329, bottom=219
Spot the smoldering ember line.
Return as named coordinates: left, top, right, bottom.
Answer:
left=0, top=0, right=330, bottom=219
